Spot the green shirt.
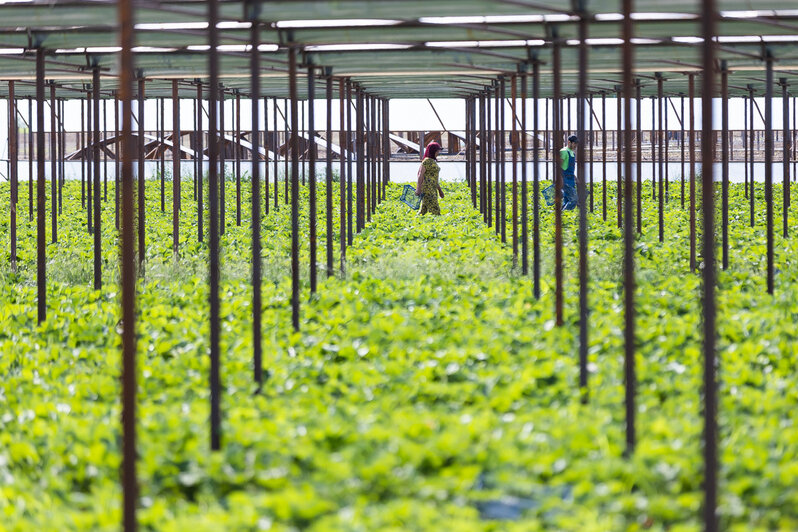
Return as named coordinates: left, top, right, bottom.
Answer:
left=560, top=147, right=575, bottom=171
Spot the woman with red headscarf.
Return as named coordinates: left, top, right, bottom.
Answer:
left=415, top=141, right=445, bottom=215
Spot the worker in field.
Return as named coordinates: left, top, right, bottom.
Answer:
left=560, top=135, right=579, bottom=211
left=416, top=141, right=445, bottom=215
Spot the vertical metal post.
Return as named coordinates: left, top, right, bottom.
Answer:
left=93, top=68, right=102, bottom=288
left=657, top=76, right=664, bottom=242
left=289, top=47, right=301, bottom=330
left=58, top=98, right=64, bottom=214
left=274, top=98, right=279, bottom=209
left=220, top=88, right=226, bottom=233
left=496, top=80, right=501, bottom=237
left=521, top=73, right=528, bottom=277
left=364, top=96, right=371, bottom=221
left=749, top=86, right=755, bottom=227
left=589, top=94, right=594, bottom=212
left=235, top=91, right=241, bottom=226
left=160, top=97, right=165, bottom=211
left=118, top=0, right=138, bottom=526
left=533, top=63, right=540, bottom=298
left=87, top=89, right=93, bottom=233
left=193, top=96, right=198, bottom=202
left=50, top=82, right=57, bottom=243
left=172, top=80, right=180, bottom=256
left=339, top=78, right=347, bottom=272
left=103, top=97, right=108, bottom=201
left=500, top=77, right=507, bottom=243
left=208, top=0, right=221, bottom=451
left=263, top=94, right=269, bottom=215
left=480, top=93, right=487, bottom=221
left=622, top=0, right=635, bottom=457
left=308, top=68, right=317, bottom=293
left=326, top=74, right=334, bottom=277
left=681, top=95, right=685, bottom=208
left=689, top=74, right=696, bottom=271
left=248, top=5, right=262, bottom=386
left=781, top=79, right=789, bottom=236
left=9, top=81, right=17, bottom=271
left=284, top=97, right=289, bottom=205
left=602, top=93, right=607, bottom=221
left=701, top=1, right=719, bottom=529
left=30, top=98, right=34, bottom=221
left=197, top=83, right=204, bottom=242
left=36, top=48, right=46, bottom=323
left=577, top=7, right=589, bottom=402
left=765, top=52, right=774, bottom=295
left=651, top=96, right=656, bottom=201
left=665, top=96, right=669, bottom=203
left=636, top=81, right=642, bottom=233
left=137, top=78, right=145, bottom=270
left=553, top=36, right=563, bottom=326
left=115, top=92, right=120, bottom=230
left=382, top=98, right=390, bottom=193
left=487, top=86, right=493, bottom=227
left=721, top=64, right=729, bottom=270
left=511, top=74, right=518, bottom=267
left=346, top=81, right=353, bottom=245
left=744, top=95, right=749, bottom=199
left=616, top=86, right=622, bottom=228
left=356, top=86, right=364, bottom=233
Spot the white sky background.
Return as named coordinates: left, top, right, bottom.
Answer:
left=0, top=97, right=792, bottom=152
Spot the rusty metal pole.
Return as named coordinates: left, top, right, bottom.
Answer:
left=383, top=98, right=390, bottom=195
left=284, top=97, right=289, bottom=206
left=103, top=98, right=108, bottom=202
left=346, top=81, right=353, bottom=245
left=172, top=80, right=180, bottom=256
left=117, top=0, right=138, bottom=526
left=356, top=86, right=364, bottom=233
left=325, top=73, right=334, bottom=277
left=701, top=0, right=719, bottom=528
left=197, top=83, right=204, bottom=242
left=364, top=95, right=371, bottom=222
left=689, top=74, right=696, bottom=271
left=235, top=91, right=241, bottom=226
left=220, top=88, right=226, bottom=234
left=511, top=74, right=518, bottom=267
left=93, top=67, right=102, bottom=289
left=681, top=95, right=685, bottom=208
left=208, top=0, right=221, bottom=451
left=115, top=92, right=120, bottom=229
left=496, top=78, right=503, bottom=239
left=500, top=77, right=507, bottom=243
left=274, top=98, right=279, bottom=209
left=749, top=85, right=755, bottom=227
left=636, top=81, right=642, bottom=233
left=521, top=72, right=528, bottom=277
left=137, top=78, right=145, bottom=271
left=339, top=78, right=347, bottom=273
left=36, top=48, right=46, bottom=323
left=589, top=94, right=594, bottom=212
left=622, top=0, right=635, bottom=457
left=657, top=75, right=664, bottom=242
left=308, top=67, right=317, bottom=294
left=9, top=81, right=17, bottom=271
left=487, top=86, right=493, bottom=227
left=160, top=97, right=165, bottom=211
left=602, top=93, right=607, bottom=221
left=765, top=51, right=774, bottom=295
left=193, top=96, right=198, bottom=203
left=616, top=85, right=622, bottom=228
left=50, top=82, right=57, bottom=243
left=30, top=98, right=34, bottom=221
left=533, top=61, right=540, bottom=298
left=744, top=95, right=749, bottom=199
left=87, top=89, right=93, bottom=233
left=651, top=96, right=656, bottom=201
left=289, top=46, right=301, bottom=331
left=665, top=95, right=669, bottom=203
left=248, top=4, right=262, bottom=386
left=721, top=63, right=729, bottom=270
left=58, top=98, right=64, bottom=214
left=480, top=93, right=487, bottom=221
left=263, top=94, right=269, bottom=216
left=553, top=35, right=563, bottom=327
left=577, top=7, right=589, bottom=403
left=781, top=79, right=789, bottom=236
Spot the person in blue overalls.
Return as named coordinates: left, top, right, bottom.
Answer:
left=559, top=135, right=579, bottom=211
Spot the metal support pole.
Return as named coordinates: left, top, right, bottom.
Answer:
left=622, top=0, right=635, bottom=457
left=382, top=98, right=390, bottom=193
left=500, top=77, right=507, bottom=243
left=339, top=78, right=347, bottom=272
left=602, top=93, right=607, bottom=221
left=765, top=52, right=774, bottom=295
left=681, top=95, right=686, bottom=208
left=532, top=63, right=540, bottom=298
left=235, top=91, right=241, bottom=226
left=749, top=86, right=755, bottom=227
left=36, top=48, right=46, bottom=323
left=274, top=98, right=279, bottom=209
left=689, top=74, right=696, bottom=271
left=511, top=75, right=518, bottom=266
left=284, top=97, right=289, bottom=205
left=208, top=0, right=221, bottom=451
left=9, top=81, right=17, bottom=271
left=325, top=74, right=334, bottom=277
left=356, top=87, right=365, bottom=233
left=721, top=64, right=729, bottom=270
left=197, top=84, right=204, bottom=242
left=744, top=96, right=749, bottom=199
left=636, top=81, right=642, bottom=233
left=263, top=94, right=269, bottom=216
left=781, top=79, right=789, bottom=236
left=160, top=97, right=165, bottom=211
left=172, top=80, right=180, bottom=256
left=657, top=76, right=664, bottom=242
left=50, top=82, right=57, bottom=243
left=346, top=81, right=353, bottom=245
left=521, top=74, right=528, bottom=277
left=137, top=79, right=145, bottom=271
left=289, top=47, right=301, bottom=330
left=220, top=89, right=226, bottom=233
left=87, top=89, right=93, bottom=233
left=115, top=92, right=120, bottom=230
left=93, top=67, right=102, bottom=288
left=553, top=37, right=563, bottom=326
left=577, top=10, right=589, bottom=402
left=616, top=86, right=622, bottom=228
left=701, top=2, right=718, bottom=529
left=118, top=0, right=138, bottom=527
left=29, top=98, right=34, bottom=221
left=248, top=5, right=262, bottom=386
left=308, top=68, right=317, bottom=293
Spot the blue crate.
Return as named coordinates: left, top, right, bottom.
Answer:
left=400, top=184, right=423, bottom=210
left=542, top=184, right=556, bottom=206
